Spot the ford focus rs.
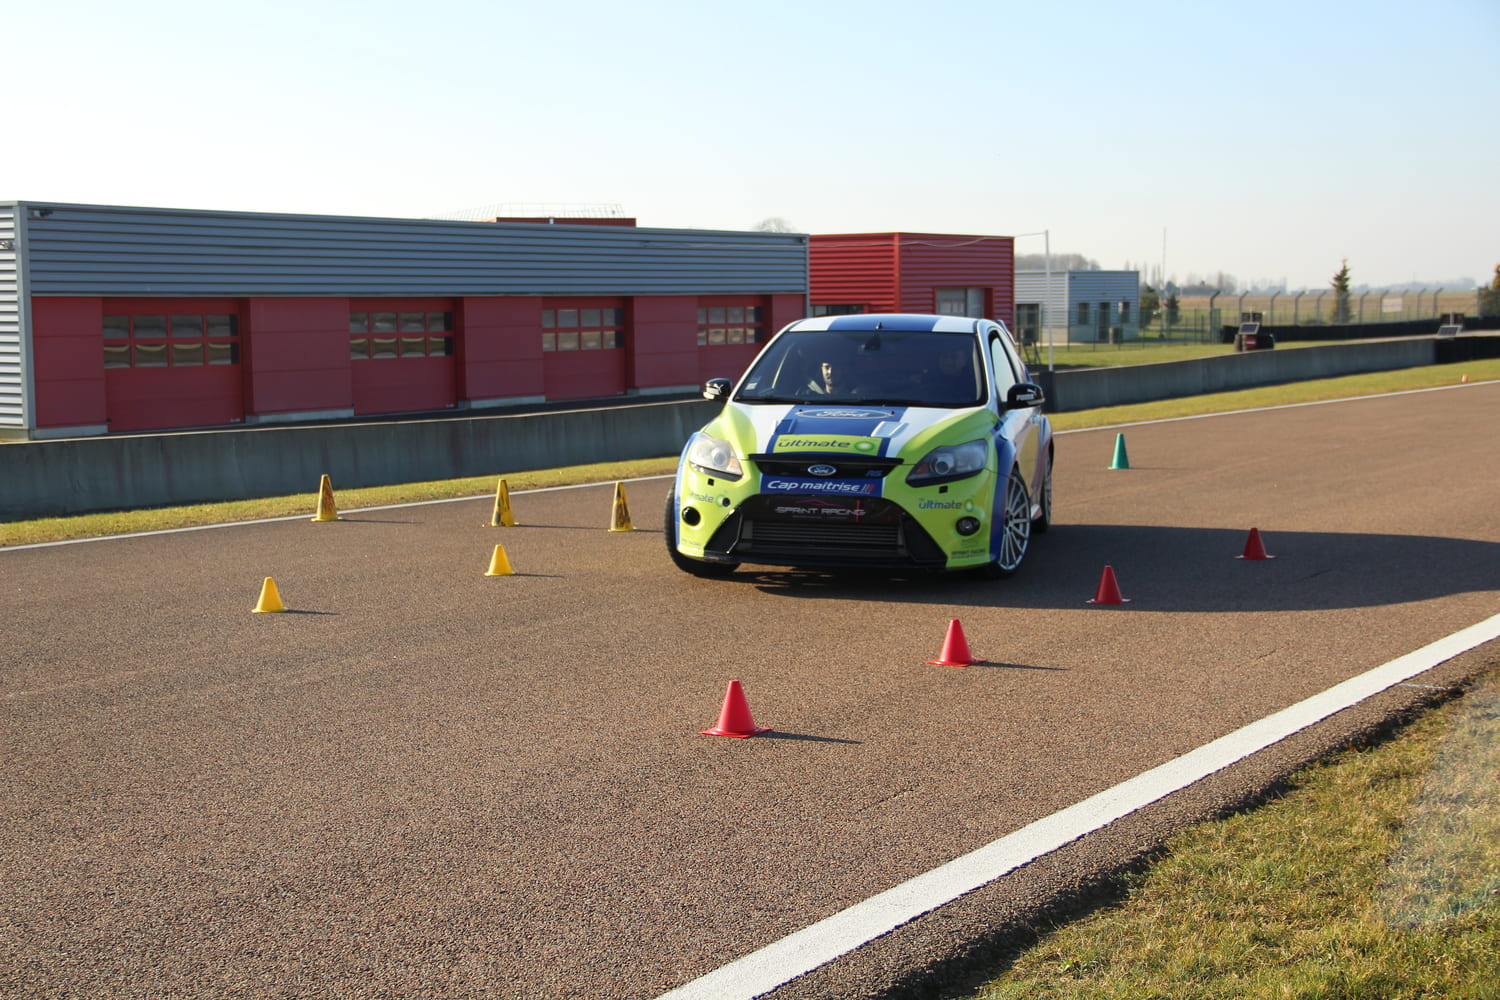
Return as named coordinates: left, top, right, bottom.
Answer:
left=665, top=313, right=1053, bottom=578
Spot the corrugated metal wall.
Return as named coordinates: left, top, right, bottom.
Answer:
left=1068, top=270, right=1140, bottom=307
left=807, top=234, right=899, bottom=311
left=0, top=206, right=24, bottom=430
left=1015, top=270, right=1070, bottom=321
left=19, top=203, right=809, bottom=298
left=811, top=233, right=1015, bottom=324
left=895, top=234, right=1014, bottom=324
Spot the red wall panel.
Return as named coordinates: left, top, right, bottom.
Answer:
left=543, top=349, right=627, bottom=401
left=456, top=297, right=545, bottom=401
left=243, top=298, right=353, bottom=417
left=351, top=357, right=457, bottom=415
left=810, top=233, right=1015, bottom=328
left=629, top=296, right=699, bottom=390
left=29, top=297, right=108, bottom=429
left=103, top=366, right=243, bottom=432
left=808, top=235, right=899, bottom=312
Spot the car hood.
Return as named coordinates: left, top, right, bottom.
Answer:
left=717, top=401, right=990, bottom=460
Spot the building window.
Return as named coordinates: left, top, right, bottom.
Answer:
left=103, top=312, right=240, bottom=369
left=936, top=288, right=985, bottom=318
left=1077, top=302, right=1091, bottom=325
left=696, top=299, right=764, bottom=346
left=811, top=304, right=866, bottom=317
left=541, top=305, right=624, bottom=352
left=350, top=311, right=452, bottom=360
left=1118, top=301, right=1132, bottom=323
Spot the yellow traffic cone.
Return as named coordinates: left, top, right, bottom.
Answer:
left=608, top=481, right=635, bottom=532
left=253, top=576, right=287, bottom=613
left=490, top=478, right=517, bottom=526
left=310, top=474, right=341, bottom=522
left=485, top=544, right=514, bottom=576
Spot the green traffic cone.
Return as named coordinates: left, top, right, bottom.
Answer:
left=1109, top=432, right=1130, bottom=470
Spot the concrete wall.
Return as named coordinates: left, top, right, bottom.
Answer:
left=1, top=336, right=1480, bottom=520
left=2, top=398, right=719, bottom=519
left=1034, top=338, right=1437, bottom=413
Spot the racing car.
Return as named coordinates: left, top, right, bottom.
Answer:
left=665, top=313, right=1053, bottom=578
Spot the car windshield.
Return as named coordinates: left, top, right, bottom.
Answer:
left=735, top=329, right=986, bottom=407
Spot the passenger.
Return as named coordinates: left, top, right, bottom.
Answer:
left=927, top=345, right=976, bottom=401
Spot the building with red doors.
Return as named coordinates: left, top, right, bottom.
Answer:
left=0, top=202, right=807, bottom=439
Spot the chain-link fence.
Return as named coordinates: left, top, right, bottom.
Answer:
left=1143, top=289, right=1485, bottom=343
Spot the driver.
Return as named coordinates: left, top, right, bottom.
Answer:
left=807, top=358, right=849, bottom=395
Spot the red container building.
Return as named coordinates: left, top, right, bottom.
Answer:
left=808, top=232, right=1015, bottom=327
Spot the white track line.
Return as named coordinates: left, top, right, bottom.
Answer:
left=656, top=612, right=1500, bottom=1000
left=1052, top=378, right=1489, bottom=435
left=7, top=381, right=1489, bottom=553
left=0, top=475, right=675, bottom=552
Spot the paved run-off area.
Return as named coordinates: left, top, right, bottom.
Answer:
left=3, top=383, right=1498, bottom=999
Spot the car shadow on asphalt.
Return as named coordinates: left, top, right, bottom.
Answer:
left=743, top=524, right=1500, bottom=612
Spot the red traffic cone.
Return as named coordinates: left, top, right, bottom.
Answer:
left=1087, top=565, right=1130, bottom=605
left=700, top=680, right=770, bottom=738
left=927, top=618, right=977, bottom=666
left=1236, top=527, right=1275, bottom=560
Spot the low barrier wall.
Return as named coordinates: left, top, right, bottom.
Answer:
left=3, top=336, right=1489, bottom=520
left=1035, top=337, right=1437, bottom=413
left=1, top=399, right=719, bottom=520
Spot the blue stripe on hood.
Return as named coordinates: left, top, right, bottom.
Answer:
left=769, top=406, right=908, bottom=457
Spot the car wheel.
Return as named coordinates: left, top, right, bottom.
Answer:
left=1032, top=447, right=1053, bottom=534
left=983, top=466, right=1032, bottom=578
left=664, top=491, right=738, bottom=578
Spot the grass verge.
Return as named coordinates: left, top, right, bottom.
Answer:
left=3, top=359, right=1496, bottom=548
left=963, top=668, right=1500, bottom=1000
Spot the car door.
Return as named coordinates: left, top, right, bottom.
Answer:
left=988, top=325, right=1042, bottom=498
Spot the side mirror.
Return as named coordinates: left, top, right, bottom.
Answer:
left=1005, top=382, right=1045, bottom=410
left=703, top=378, right=732, bottom=400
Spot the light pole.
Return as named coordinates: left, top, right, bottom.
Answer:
left=1014, top=229, right=1054, bottom=370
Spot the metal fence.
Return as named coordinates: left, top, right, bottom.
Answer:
left=1154, top=289, right=1484, bottom=342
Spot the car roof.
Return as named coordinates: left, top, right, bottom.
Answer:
left=787, top=313, right=989, bottom=334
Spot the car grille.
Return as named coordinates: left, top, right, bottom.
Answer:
left=751, top=455, right=901, bottom=480
left=704, top=496, right=946, bottom=568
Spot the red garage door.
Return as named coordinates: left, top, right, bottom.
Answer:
left=102, top=303, right=244, bottom=432
left=349, top=301, right=457, bottom=415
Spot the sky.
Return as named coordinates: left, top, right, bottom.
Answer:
left=7, top=0, right=1498, bottom=292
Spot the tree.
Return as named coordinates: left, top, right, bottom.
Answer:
left=1140, top=284, right=1160, bottom=330
left=1480, top=263, right=1500, bottom=318
left=1165, top=292, right=1180, bottom=328
left=1331, top=259, right=1353, bottom=324
left=752, top=217, right=797, bottom=233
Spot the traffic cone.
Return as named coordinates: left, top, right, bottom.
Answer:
left=1109, top=433, right=1130, bottom=470
left=253, top=576, right=287, bottom=613
left=310, top=474, right=341, bottom=521
left=1236, top=527, right=1275, bottom=560
left=608, top=481, right=635, bottom=532
left=927, top=618, right=977, bottom=666
left=490, top=478, right=517, bottom=527
left=1087, top=565, right=1130, bottom=605
left=700, top=680, right=770, bottom=737
left=484, top=544, right=514, bottom=576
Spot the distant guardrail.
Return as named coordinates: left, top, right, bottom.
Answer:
left=4, top=335, right=1497, bottom=520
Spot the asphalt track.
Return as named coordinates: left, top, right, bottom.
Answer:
left=3, top=382, right=1499, bottom=1000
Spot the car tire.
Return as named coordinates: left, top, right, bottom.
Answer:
left=982, top=466, right=1032, bottom=578
left=1032, top=447, right=1053, bottom=534
left=664, top=491, right=738, bottom=578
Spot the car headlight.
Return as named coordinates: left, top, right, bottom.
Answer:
left=686, top=432, right=743, bottom=480
left=906, top=439, right=988, bottom=486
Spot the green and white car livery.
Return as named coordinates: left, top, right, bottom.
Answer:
left=666, top=313, right=1053, bottom=578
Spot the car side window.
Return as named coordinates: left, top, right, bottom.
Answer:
left=989, top=333, right=1020, bottom=399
